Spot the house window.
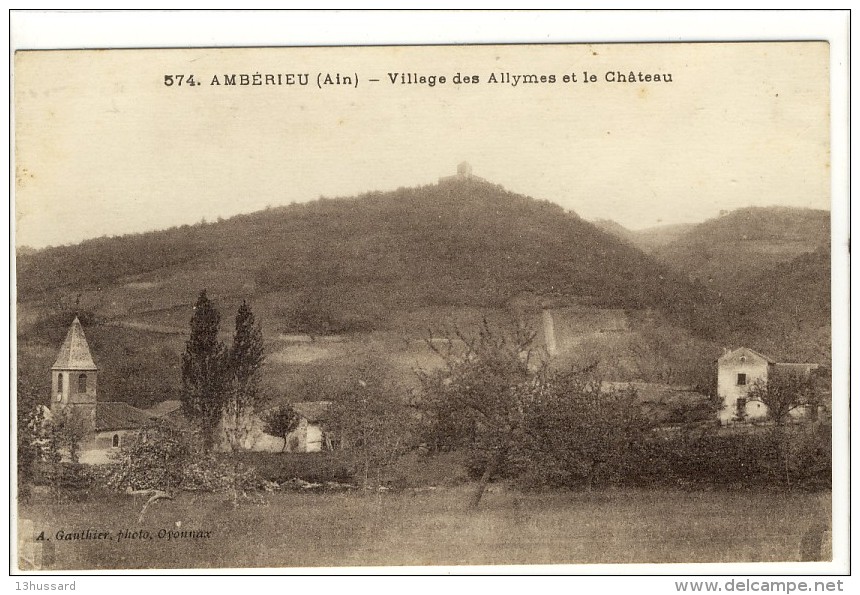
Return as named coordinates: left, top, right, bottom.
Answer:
left=112, top=434, right=120, bottom=448
left=57, top=373, right=63, bottom=392
left=737, top=373, right=747, bottom=386
left=736, top=397, right=747, bottom=417
left=77, top=373, right=87, bottom=393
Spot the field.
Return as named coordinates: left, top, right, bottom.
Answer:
left=18, top=487, right=831, bottom=570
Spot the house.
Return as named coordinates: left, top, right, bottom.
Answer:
left=230, top=400, right=334, bottom=453
left=48, top=317, right=159, bottom=464
left=285, top=401, right=333, bottom=452
left=717, top=347, right=819, bottom=424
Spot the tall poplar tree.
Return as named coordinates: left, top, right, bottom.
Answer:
left=181, top=290, right=228, bottom=450
left=225, top=300, right=265, bottom=450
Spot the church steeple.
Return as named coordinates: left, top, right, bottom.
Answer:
left=51, top=317, right=97, bottom=411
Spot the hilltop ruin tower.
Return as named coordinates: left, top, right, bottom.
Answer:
left=439, top=161, right=488, bottom=184
left=51, top=317, right=98, bottom=434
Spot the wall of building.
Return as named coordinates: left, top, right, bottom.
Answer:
left=52, top=370, right=97, bottom=407
left=282, top=418, right=324, bottom=452
left=303, top=423, right=324, bottom=452
left=73, top=429, right=137, bottom=465
left=217, top=414, right=327, bottom=453
left=93, top=429, right=137, bottom=450
left=717, top=352, right=769, bottom=423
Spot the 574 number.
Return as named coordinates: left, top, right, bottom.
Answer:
left=164, top=74, right=198, bottom=87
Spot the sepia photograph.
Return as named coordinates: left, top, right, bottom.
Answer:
left=10, top=12, right=848, bottom=577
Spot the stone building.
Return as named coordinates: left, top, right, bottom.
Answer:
left=49, top=317, right=157, bottom=464
left=716, top=347, right=819, bottom=424
left=438, top=161, right=489, bottom=184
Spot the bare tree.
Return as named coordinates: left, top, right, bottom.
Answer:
left=327, top=360, right=415, bottom=489
left=746, top=371, right=817, bottom=426
left=417, top=317, right=539, bottom=508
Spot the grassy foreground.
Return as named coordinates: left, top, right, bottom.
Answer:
left=18, top=486, right=830, bottom=570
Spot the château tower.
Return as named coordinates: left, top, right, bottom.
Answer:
left=438, top=161, right=488, bottom=184
left=51, top=317, right=98, bottom=432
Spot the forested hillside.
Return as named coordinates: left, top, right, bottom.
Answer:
left=16, top=179, right=831, bottom=410
left=650, top=206, right=829, bottom=289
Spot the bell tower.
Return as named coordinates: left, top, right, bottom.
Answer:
left=51, top=317, right=98, bottom=432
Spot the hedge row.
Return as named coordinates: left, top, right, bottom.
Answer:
left=508, top=423, right=832, bottom=491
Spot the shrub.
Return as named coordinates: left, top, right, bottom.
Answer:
left=619, top=423, right=831, bottom=491
left=385, top=450, right=472, bottom=489
left=233, top=451, right=355, bottom=484
left=104, top=420, right=267, bottom=494
left=105, top=421, right=194, bottom=491
left=181, top=454, right=264, bottom=493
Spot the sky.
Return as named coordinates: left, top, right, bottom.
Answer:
left=14, top=42, right=830, bottom=249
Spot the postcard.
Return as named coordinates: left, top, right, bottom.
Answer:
left=11, top=24, right=847, bottom=577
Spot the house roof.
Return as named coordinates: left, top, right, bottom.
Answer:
left=773, top=362, right=819, bottom=372
left=95, top=402, right=157, bottom=432
left=52, top=317, right=97, bottom=371
left=290, top=401, right=332, bottom=423
left=718, top=347, right=819, bottom=369
left=717, top=347, right=775, bottom=364
left=145, top=400, right=182, bottom=418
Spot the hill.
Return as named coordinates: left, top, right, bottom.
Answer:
left=650, top=206, right=829, bottom=289
left=17, top=179, right=711, bottom=326
left=16, top=180, right=829, bottom=410
left=722, top=247, right=830, bottom=364
left=17, top=178, right=723, bottom=408
left=592, top=220, right=696, bottom=253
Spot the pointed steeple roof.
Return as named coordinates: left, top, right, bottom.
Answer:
left=51, top=317, right=97, bottom=371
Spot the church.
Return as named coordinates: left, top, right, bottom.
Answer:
left=49, top=317, right=159, bottom=464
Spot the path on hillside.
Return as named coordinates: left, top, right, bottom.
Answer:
left=103, top=319, right=187, bottom=336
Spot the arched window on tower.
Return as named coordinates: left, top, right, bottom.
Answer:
left=77, top=373, right=87, bottom=393
left=112, top=434, right=120, bottom=448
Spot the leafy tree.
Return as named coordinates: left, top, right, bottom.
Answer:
left=16, top=378, right=46, bottom=499
left=261, top=405, right=301, bottom=452
left=37, top=406, right=90, bottom=497
left=181, top=290, right=229, bottom=450
left=225, top=301, right=265, bottom=451
left=47, top=406, right=90, bottom=464
left=522, top=374, right=654, bottom=491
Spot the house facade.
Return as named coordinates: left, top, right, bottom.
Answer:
left=287, top=401, right=332, bottom=452
left=225, top=401, right=333, bottom=453
left=717, top=347, right=819, bottom=424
